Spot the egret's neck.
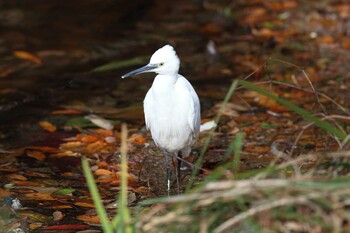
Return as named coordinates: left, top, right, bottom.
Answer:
left=152, top=74, right=178, bottom=92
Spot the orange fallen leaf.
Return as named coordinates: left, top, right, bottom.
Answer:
left=39, top=121, right=57, bottom=132
left=96, top=177, right=114, bottom=183
left=134, top=135, right=148, bottom=145
left=94, top=169, right=113, bottom=176
left=24, top=192, right=55, bottom=200
left=85, top=141, right=105, bottom=154
left=95, top=129, right=114, bottom=136
left=0, top=67, right=15, bottom=78
left=29, top=223, right=43, bottom=231
left=50, top=205, right=73, bottom=209
left=134, top=186, right=149, bottom=193
left=317, top=36, right=334, bottom=44
left=76, top=134, right=99, bottom=143
left=50, top=151, right=77, bottom=158
left=0, top=188, right=15, bottom=199
left=115, top=171, right=137, bottom=181
left=13, top=50, right=42, bottom=65
left=13, top=180, right=46, bottom=187
left=25, top=146, right=59, bottom=153
left=245, top=145, right=270, bottom=153
left=74, top=202, right=95, bottom=208
left=76, top=215, right=100, bottom=224
left=60, top=141, right=83, bottom=149
left=97, top=161, right=109, bottom=168
left=26, top=150, right=46, bottom=161
left=51, top=109, right=82, bottom=115
left=6, top=173, right=27, bottom=181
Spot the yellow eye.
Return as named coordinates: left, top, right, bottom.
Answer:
left=159, top=62, right=164, bottom=66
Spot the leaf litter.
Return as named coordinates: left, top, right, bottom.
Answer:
left=0, top=0, right=350, bottom=232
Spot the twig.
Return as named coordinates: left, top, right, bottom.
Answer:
left=213, top=192, right=324, bottom=233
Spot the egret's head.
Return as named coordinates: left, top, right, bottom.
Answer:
left=122, top=45, right=180, bottom=78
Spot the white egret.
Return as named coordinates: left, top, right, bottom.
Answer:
left=122, top=45, right=201, bottom=194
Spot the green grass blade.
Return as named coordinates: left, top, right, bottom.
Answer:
left=82, top=157, right=113, bottom=233
left=186, top=79, right=239, bottom=191
left=112, top=123, right=132, bottom=233
left=224, top=132, right=244, bottom=173
left=92, top=56, right=149, bottom=72
left=238, top=80, right=347, bottom=140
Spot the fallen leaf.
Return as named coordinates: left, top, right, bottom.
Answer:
left=53, top=188, right=76, bottom=195
left=43, top=224, right=89, bottom=230
left=60, top=141, right=83, bottom=149
left=131, top=134, right=148, bottom=145
left=94, top=169, right=113, bottom=176
left=39, top=121, right=57, bottom=132
left=50, top=151, right=77, bottom=158
left=200, top=120, right=217, bottom=132
left=95, top=129, right=114, bottom=136
left=85, top=141, right=105, bottom=154
left=74, top=202, right=95, bottom=208
left=25, top=146, right=59, bottom=153
left=26, top=150, right=46, bottom=161
left=13, top=50, right=42, bottom=65
left=76, top=215, right=100, bottom=224
left=24, top=192, right=55, bottom=201
left=85, top=114, right=114, bottom=130
left=5, top=173, right=27, bottom=181
left=51, top=109, right=82, bottom=115
left=76, top=134, right=99, bottom=143
left=0, top=188, right=14, bottom=199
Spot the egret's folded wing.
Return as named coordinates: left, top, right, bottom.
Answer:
left=143, top=90, right=153, bottom=131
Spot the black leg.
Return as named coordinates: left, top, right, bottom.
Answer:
left=163, top=150, right=171, bottom=196
left=177, top=151, right=182, bottom=183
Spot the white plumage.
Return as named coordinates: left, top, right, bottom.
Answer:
left=122, top=45, right=200, bottom=194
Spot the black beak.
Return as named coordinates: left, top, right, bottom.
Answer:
left=121, top=64, right=158, bottom=78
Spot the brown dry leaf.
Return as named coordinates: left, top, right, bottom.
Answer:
left=51, top=205, right=73, bottom=209
left=76, top=134, right=99, bottom=143
left=340, top=36, right=350, bottom=49
left=13, top=50, right=43, bottom=65
left=50, top=151, right=77, bottom=158
left=74, top=202, right=95, bottom=208
left=0, top=67, right=15, bottom=78
left=134, top=186, right=149, bottom=193
left=130, top=134, right=148, bottom=145
left=51, top=109, right=82, bottom=115
left=13, top=180, right=47, bottom=187
left=26, top=150, right=46, bottom=161
left=241, top=7, right=266, bottom=25
left=115, top=171, right=137, bottom=181
left=252, top=28, right=276, bottom=38
left=0, top=188, right=15, bottom=199
left=317, top=36, right=335, bottom=44
left=76, top=215, right=100, bottom=224
left=97, top=161, right=109, bottom=168
left=25, top=146, right=59, bottom=153
left=94, top=169, right=113, bottom=176
left=6, top=173, right=27, bottom=181
left=60, top=141, right=83, bottom=149
left=85, top=141, right=105, bottom=154
left=39, top=121, right=57, bottom=132
left=334, top=3, right=350, bottom=18
left=199, top=23, right=223, bottom=35
left=96, top=177, right=114, bottom=183
left=29, top=223, right=43, bottom=231
left=245, top=145, right=270, bottom=153
left=95, top=129, right=114, bottom=136
left=24, top=192, right=55, bottom=201
left=266, top=0, right=297, bottom=11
